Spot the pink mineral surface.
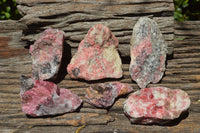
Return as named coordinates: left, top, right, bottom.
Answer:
left=21, top=80, right=82, bottom=117
left=85, top=82, right=133, bottom=108
left=30, top=28, right=64, bottom=81
left=130, top=17, right=167, bottom=89
left=67, top=24, right=123, bottom=81
left=124, top=87, right=191, bottom=124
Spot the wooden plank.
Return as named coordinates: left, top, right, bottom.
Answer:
left=16, top=0, right=174, bottom=6
left=0, top=21, right=28, bottom=59
left=174, top=30, right=200, bottom=36
left=0, top=20, right=26, bottom=32
left=173, top=21, right=200, bottom=60
left=174, top=53, right=200, bottom=59
left=0, top=51, right=199, bottom=130
left=15, top=0, right=174, bottom=58
left=3, top=3, right=200, bottom=133
left=175, top=21, right=200, bottom=29
left=173, top=40, right=200, bottom=48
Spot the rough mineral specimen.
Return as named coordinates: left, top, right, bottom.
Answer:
left=124, top=87, right=191, bottom=124
left=20, top=75, right=34, bottom=97
left=85, top=82, right=133, bottom=108
left=21, top=80, right=82, bottom=117
left=67, top=24, right=123, bottom=81
left=129, top=17, right=168, bottom=88
left=30, top=28, right=64, bottom=81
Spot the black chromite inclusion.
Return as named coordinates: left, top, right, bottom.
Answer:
left=72, top=68, right=80, bottom=77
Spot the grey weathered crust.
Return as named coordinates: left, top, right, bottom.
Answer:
left=130, top=17, right=168, bottom=88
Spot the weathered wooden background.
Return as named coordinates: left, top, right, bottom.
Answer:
left=16, top=0, right=174, bottom=57
left=0, top=0, right=200, bottom=132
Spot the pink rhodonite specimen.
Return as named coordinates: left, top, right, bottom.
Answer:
left=29, top=28, right=64, bottom=81
left=85, top=82, right=133, bottom=108
left=124, top=87, right=191, bottom=124
left=21, top=80, right=82, bottom=117
left=67, top=24, right=123, bottom=81
left=130, top=17, right=168, bottom=89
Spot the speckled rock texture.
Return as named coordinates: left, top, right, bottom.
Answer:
left=30, top=28, right=64, bottom=81
left=21, top=80, right=82, bottom=117
left=124, top=87, right=191, bottom=124
left=85, top=82, right=133, bottom=108
left=20, top=75, right=34, bottom=97
left=129, top=17, right=168, bottom=89
left=67, top=24, right=123, bottom=81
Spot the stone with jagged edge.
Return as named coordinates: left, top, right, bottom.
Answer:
left=124, top=87, right=191, bottom=124
left=67, top=24, right=123, bottom=81
left=129, top=17, right=168, bottom=89
left=85, top=82, right=133, bottom=108
left=21, top=79, right=82, bottom=117
left=30, top=28, right=64, bottom=81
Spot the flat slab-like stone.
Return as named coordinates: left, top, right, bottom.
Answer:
left=21, top=80, right=82, bottom=117
left=85, top=82, right=133, bottom=108
left=30, top=28, right=64, bottom=81
left=129, top=17, right=168, bottom=88
left=124, top=87, right=191, bottom=124
left=67, top=24, right=123, bottom=81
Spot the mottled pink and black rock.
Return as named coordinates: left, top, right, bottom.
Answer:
left=124, top=87, right=191, bottom=124
left=85, top=82, right=133, bottom=108
left=130, top=17, right=168, bottom=89
left=30, top=28, right=64, bottom=81
left=20, top=75, right=34, bottom=97
left=21, top=80, right=82, bottom=117
left=67, top=24, right=123, bottom=81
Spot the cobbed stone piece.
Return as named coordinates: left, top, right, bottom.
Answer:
left=85, top=82, right=133, bottom=108
left=21, top=80, right=82, bottom=117
left=129, top=17, right=168, bottom=89
left=67, top=24, right=123, bottom=81
left=124, top=87, right=191, bottom=124
left=30, top=28, right=64, bottom=81
left=20, top=75, right=34, bottom=97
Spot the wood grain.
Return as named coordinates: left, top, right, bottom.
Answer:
left=0, top=21, right=28, bottom=59
left=0, top=20, right=200, bottom=132
left=1, top=1, right=200, bottom=133
left=16, top=0, right=174, bottom=57
left=174, top=21, right=200, bottom=61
